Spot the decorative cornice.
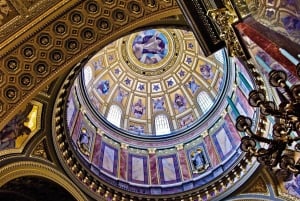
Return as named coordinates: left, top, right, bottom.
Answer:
left=0, top=0, right=180, bottom=130
left=51, top=56, right=261, bottom=201
left=0, top=160, right=88, bottom=200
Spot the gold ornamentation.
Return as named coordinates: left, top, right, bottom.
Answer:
left=148, top=147, right=156, bottom=154
left=0, top=103, right=32, bottom=150
left=0, top=161, right=88, bottom=200
left=247, top=176, right=268, bottom=194
left=31, top=139, right=49, bottom=160
left=234, top=0, right=251, bottom=18
left=0, top=0, right=179, bottom=130
left=175, top=144, right=184, bottom=150
left=51, top=61, right=258, bottom=201
left=207, top=6, right=245, bottom=58
left=0, top=0, right=11, bottom=25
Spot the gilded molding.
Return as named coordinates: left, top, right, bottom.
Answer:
left=51, top=55, right=260, bottom=201
left=0, top=100, right=42, bottom=156
left=0, top=0, right=180, bottom=130
left=279, top=193, right=300, bottom=201
left=30, top=138, right=49, bottom=160
left=207, top=6, right=245, bottom=58
left=0, top=0, right=70, bottom=44
left=0, top=161, right=88, bottom=201
left=247, top=176, right=268, bottom=194
left=233, top=0, right=251, bottom=18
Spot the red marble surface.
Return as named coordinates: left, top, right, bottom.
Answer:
left=92, top=134, right=102, bottom=166
left=177, top=149, right=191, bottom=180
left=235, top=23, right=297, bottom=77
left=119, top=148, right=128, bottom=180
left=149, top=153, right=159, bottom=184
left=71, top=113, right=81, bottom=143
left=204, top=135, right=220, bottom=167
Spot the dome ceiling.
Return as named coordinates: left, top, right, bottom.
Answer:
left=82, top=28, right=227, bottom=135
left=61, top=26, right=259, bottom=199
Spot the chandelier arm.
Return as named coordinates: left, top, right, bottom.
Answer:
left=246, top=129, right=273, bottom=144
left=287, top=164, right=300, bottom=174
left=258, top=101, right=282, bottom=117
left=282, top=84, right=296, bottom=102
left=247, top=146, right=258, bottom=155
left=251, top=147, right=274, bottom=157
left=289, top=137, right=300, bottom=143
left=273, top=149, right=283, bottom=166
left=262, top=107, right=281, bottom=117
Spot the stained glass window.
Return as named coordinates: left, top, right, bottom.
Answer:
left=214, top=49, right=224, bottom=64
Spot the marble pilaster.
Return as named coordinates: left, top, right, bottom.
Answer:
left=119, top=143, right=128, bottom=180
left=148, top=148, right=159, bottom=184
left=235, top=22, right=297, bottom=77
left=176, top=144, right=191, bottom=181
left=92, top=131, right=103, bottom=166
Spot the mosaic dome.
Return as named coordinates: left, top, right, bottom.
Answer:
left=63, top=27, right=258, bottom=199
left=81, top=28, right=228, bottom=136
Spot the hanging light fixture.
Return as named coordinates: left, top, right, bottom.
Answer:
left=236, top=68, right=300, bottom=174
left=177, top=0, right=300, bottom=175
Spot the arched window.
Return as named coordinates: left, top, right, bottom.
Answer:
left=197, top=91, right=213, bottom=113
left=83, top=65, right=93, bottom=86
left=214, top=49, right=225, bottom=65
left=155, top=114, right=170, bottom=135
left=107, top=105, right=122, bottom=127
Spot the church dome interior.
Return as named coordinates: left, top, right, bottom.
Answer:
left=61, top=26, right=259, bottom=198
left=0, top=0, right=300, bottom=201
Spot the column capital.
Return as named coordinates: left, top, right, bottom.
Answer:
left=148, top=148, right=156, bottom=154
left=121, top=143, right=128, bottom=149
left=175, top=144, right=184, bottom=150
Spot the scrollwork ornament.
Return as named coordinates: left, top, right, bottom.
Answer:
left=207, top=7, right=245, bottom=58
left=234, top=0, right=250, bottom=18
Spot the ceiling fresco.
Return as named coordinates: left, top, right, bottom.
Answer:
left=1, top=0, right=299, bottom=200
left=82, top=28, right=226, bottom=135
left=57, top=26, right=260, bottom=199
left=249, top=0, right=300, bottom=45
left=0, top=101, right=42, bottom=153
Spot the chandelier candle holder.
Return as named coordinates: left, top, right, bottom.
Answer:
left=236, top=69, right=300, bottom=174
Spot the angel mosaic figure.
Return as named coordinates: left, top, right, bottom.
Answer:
left=180, top=114, right=194, bottom=128
left=199, top=64, right=214, bottom=80
left=174, top=93, right=186, bottom=113
left=186, top=77, right=200, bottom=94
left=132, top=99, right=146, bottom=118
left=132, top=30, right=167, bottom=64
left=0, top=0, right=11, bottom=25
left=115, top=87, right=128, bottom=103
left=153, top=97, right=165, bottom=111
left=92, top=58, right=104, bottom=71
left=0, top=103, right=33, bottom=150
left=129, top=124, right=144, bottom=134
left=97, top=80, right=110, bottom=95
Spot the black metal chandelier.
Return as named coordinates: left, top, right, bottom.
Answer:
left=236, top=68, right=300, bottom=174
